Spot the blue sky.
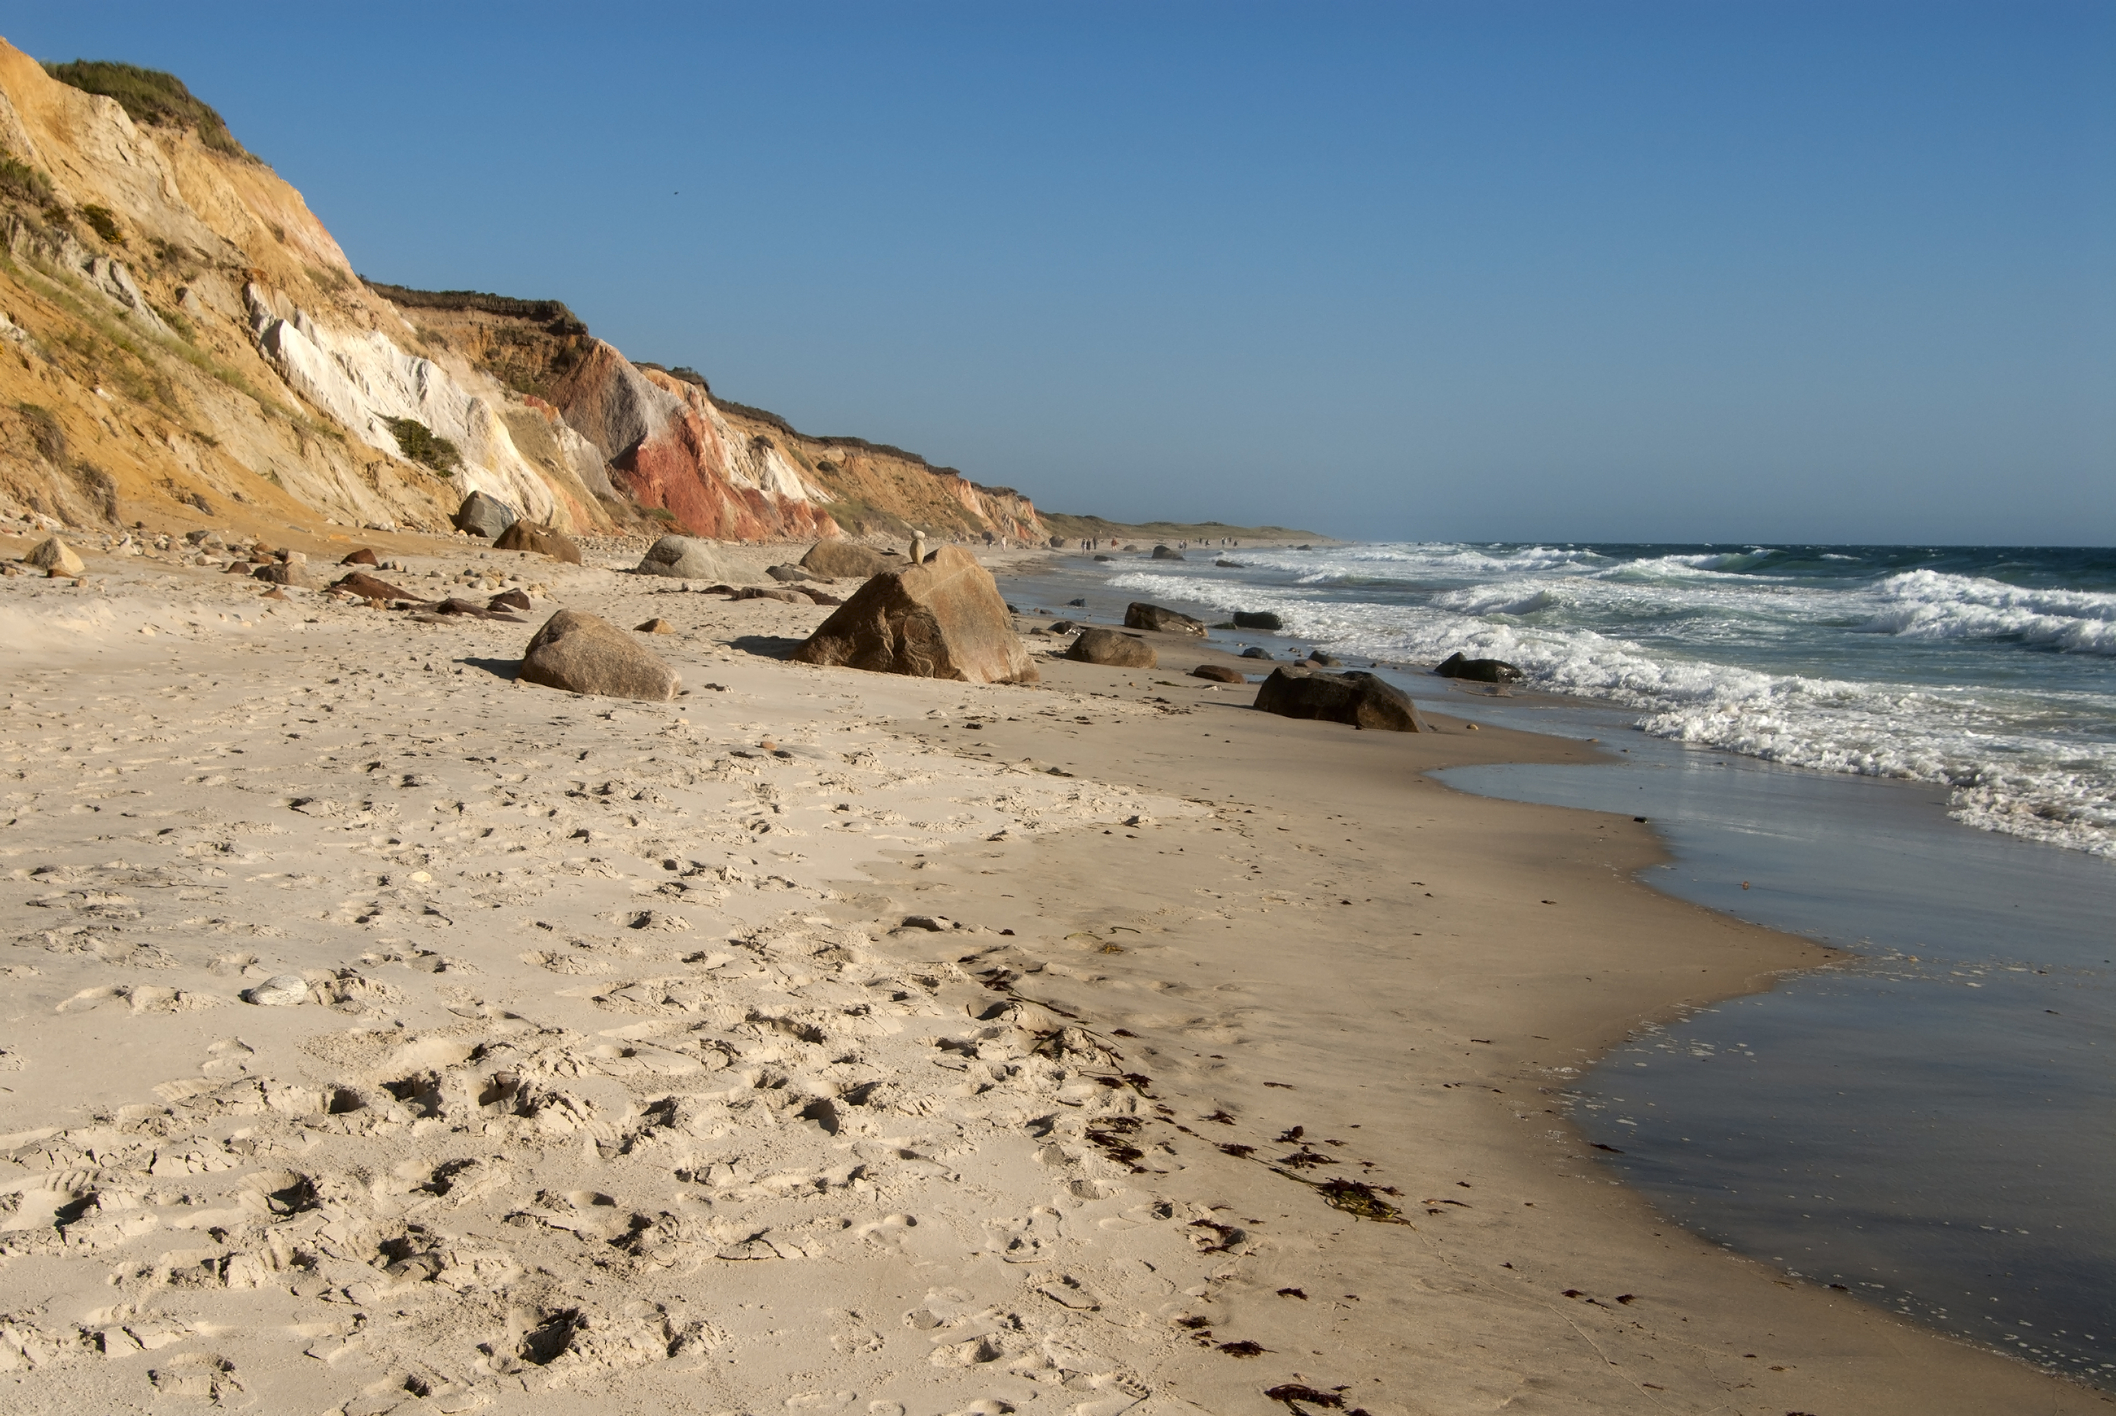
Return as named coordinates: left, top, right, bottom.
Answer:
left=14, top=2, right=2113, bottom=543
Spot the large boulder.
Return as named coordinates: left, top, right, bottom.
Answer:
left=636, top=535, right=734, bottom=580
left=494, top=522, right=584, bottom=564
left=1233, top=610, right=1283, bottom=631
left=519, top=610, right=681, bottom=701
left=452, top=491, right=517, bottom=539
left=790, top=546, right=1037, bottom=684
left=1151, top=544, right=1185, bottom=561
left=1253, top=665, right=1429, bottom=732
left=26, top=538, right=84, bottom=576
left=801, top=540, right=890, bottom=580
left=1124, top=602, right=1207, bottom=637
left=1066, top=627, right=1156, bottom=668
left=1435, top=651, right=1523, bottom=684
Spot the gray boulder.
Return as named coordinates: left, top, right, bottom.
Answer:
left=1233, top=610, right=1282, bottom=631
left=637, top=535, right=734, bottom=580
left=1240, top=646, right=1273, bottom=660
left=452, top=491, right=518, bottom=539
left=1254, top=665, right=1428, bottom=732
left=800, top=539, right=890, bottom=580
left=519, top=610, right=681, bottom=701
left=1066, top=627, right=1156, bottom=668
left=767, top=563, right=821, bottom=583
left=1151, top=544, right=1185, bottom=561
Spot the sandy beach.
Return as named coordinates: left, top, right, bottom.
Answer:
left=0, top=533, right=2104, bottom=1415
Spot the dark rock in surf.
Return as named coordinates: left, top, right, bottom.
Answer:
left=1435, top=651, right=1522, bottom=684
left=1124, top=602, right=1207, bottom=637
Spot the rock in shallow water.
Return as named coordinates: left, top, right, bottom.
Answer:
left=519, top=610, right=681, bottom=701
left=1124, top=602, right=1207, bottom=636
left=1435, top=651, right=1523, bottom=683
left=1254, top=664, right=1429, bottom=732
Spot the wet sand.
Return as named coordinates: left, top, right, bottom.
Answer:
left=0, top=535, right=2102, bottom=1413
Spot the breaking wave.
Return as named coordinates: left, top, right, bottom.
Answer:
left=1103, top=543, right=2116, bottom=858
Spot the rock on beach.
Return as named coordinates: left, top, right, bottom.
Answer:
left=452, top=491, right=517, bottom=539
left=1254, top=664, right=1429, bottom=731
left=1067, top=626, right=1156, bottom=668
left=799, top=539, right=890, bottom=580
left=519, top=610, right=682, bottom=701
left=27, top=537, right=84, bottom=576
left=493, top=522, right=584, bottom=564
left=636, top=535, right=735, bottom=580
left=792, top=546, right=1037, bottom=684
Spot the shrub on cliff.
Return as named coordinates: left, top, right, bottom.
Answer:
left=43, top=61, right=249, bottom=159
left=0, top=150, right=57, bottom=211
left=79, top=204, right=125, bottom=245
left=381, top=417, right=462, bottom=475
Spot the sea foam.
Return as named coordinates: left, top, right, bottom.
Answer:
left=1103, top=543, right=2116, bottom=858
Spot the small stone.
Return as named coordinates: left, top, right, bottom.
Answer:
left=240, top=974, right=309, bottom=1006
left=341, top=547, right=380, bottom=566
left=1191, top=663, right=1246, bottom=683
left=635, top=618, right=674, bottom=634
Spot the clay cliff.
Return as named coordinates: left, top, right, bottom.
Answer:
left=0, top=43, right=1048, bottom=545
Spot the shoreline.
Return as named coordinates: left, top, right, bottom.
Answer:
left=0, top=542, right=2102, bottom=1412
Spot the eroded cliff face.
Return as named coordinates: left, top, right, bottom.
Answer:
left=0, top=39, right=1049, bottom=546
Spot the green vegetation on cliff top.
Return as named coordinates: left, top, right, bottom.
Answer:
left=43, top=61, right=249, bottom=159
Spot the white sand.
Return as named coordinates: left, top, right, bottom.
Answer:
left=0, top=538, right=2099, bottom=1414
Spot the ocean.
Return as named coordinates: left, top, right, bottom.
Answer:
left=1099, top=543, right=2116, bottom=860
left=1003, top=541, right=2116, bottom=1389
